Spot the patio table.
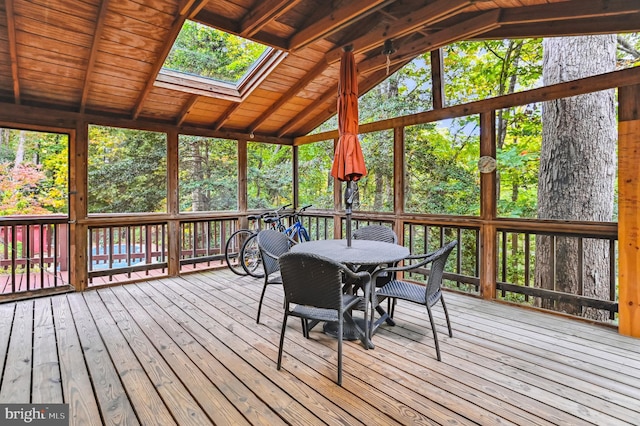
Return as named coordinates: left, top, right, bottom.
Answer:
left=290, top=239, right=409, bottom=343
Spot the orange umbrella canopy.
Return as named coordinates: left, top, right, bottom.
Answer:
left=330, top=49, right=367, bottom=182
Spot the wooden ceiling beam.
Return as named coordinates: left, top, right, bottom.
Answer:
left=293, top=60, right=409, bottom=139
left=288, top=0, right=395, bottom=52
left=5, top=0, right=20, bottom=104
left=481, top=13, right=640, bottom=39
left=132, top=0, right=210, bottom=120
left=240, top=0, right=302, bottom=38
left=80, top=0, right=110, bottom=113
left=500, top=0, right=640, bottom=24
left=176, top=95, right=199, bottom=127
left=358, top=10, right=501, bottom=76
left=325, top=0, right=472, bottom=64
left=248, top=60, right=331, bottom=134
left=213, top=103, right=242, bottom=131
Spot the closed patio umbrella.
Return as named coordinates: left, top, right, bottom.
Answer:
left=331, top=47, right=367, bottom=247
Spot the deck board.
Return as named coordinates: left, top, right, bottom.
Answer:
left=0, top=268, right=639, bottom=425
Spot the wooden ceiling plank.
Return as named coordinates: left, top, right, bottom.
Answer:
left=325, top=0, right=472, bottom=64
left=500, top=0, right=640, bottom=24
left=240, top=0, right=302, bottom=38
left=132, top=0, right=210, bottom=119
left=277, top=84, right=336, bottom=138
left=358, top=10, right=501, bottom=75
left=80, top=0, right=111, bottom=113
left=248, top=60, right=330, bottom=133
left=5, top=0, right=20, bottom=103
left=288, top=0, right=395, bottom=52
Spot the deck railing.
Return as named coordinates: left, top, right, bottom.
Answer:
left=0, top=216, right=70, bottom=296
left=87, top=222, right=168, bottom=285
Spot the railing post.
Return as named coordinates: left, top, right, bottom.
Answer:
left=167, top=129, right=180, bottom=276
left=70, top=124, right=88, bottom=291
left=479, top=111, right=497, bottom=299
left=618, top=84, right=640, bottom=337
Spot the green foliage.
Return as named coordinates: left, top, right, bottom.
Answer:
left=247, top=142, right=292, bottom=209
left=164, top=20, right=268, bottom=83
left=88, top=126, right=167, bottom=214
left=298, top=140, right=334, bottom=209
left=179, top=136, right=238, bottom=211
left=0, top=129, right=67, bottom=215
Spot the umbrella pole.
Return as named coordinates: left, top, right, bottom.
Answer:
left=344, top=181, right=354, bottom=247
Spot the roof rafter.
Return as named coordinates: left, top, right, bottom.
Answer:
left=177, top=95, right=199, bottom=127
left=248, top=60, right=332, bottom=134
left=213, top=103, right=243, bottom=131
left=132, top=0, right=210, bottom=119
left=80, top=0, right=111, bottom=113
left=324, top=0, right=472, bottom=64
left=5, top=0, right=20, bottom=104
left=288, top=0, right=395, bottom=51
left=358, top=10, right=501, bottom=75
left=293, top=60, right=410, bottom=139
left=240, top=0, right=302, bottom=38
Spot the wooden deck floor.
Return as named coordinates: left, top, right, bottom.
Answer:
left=0, top=268, right=639, bottom=425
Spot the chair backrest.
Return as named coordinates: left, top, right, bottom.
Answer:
left=256, top=229, right=291, bottom=276
left=424, top=240, right=458, bottom=300
left=352, top=224, right=397, bottom=244
left=278, top=252, right=344, bottom=310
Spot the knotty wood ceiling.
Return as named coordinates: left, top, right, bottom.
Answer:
left=1, top=0, right=638, bottom=142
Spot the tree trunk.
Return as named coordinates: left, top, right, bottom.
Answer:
left=535, top=35, right=617, bottom=320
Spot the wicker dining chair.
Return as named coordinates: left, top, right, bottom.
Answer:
left=352, top=224, right=399, bottom=312
left=371, top=240, right=457, bottom=361
left=277, top=251, right=371, bottom=386
left=255, top=229, right=293, bottom=324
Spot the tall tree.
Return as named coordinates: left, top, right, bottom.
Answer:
left=535, top=35, right=617, bottom=320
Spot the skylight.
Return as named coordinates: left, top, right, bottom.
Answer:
left=156, top=21, right=286, bottom=102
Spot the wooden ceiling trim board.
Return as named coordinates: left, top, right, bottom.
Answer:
left=248, top=60, right=330, bottom=133
left=240, top=0, right=302, bottom=38
left=5, top=0, right=19, bottom=103
left=132, top=0, right=210, bottom=119
left=287, top=0, right=395, bottom=52
left=325, top=0, right=472, bottom=64
left=80, top=0, right=111, bottom=113
left=358, top=10, right=501, bottom=75
left=499, top=0, right=640, bottom=24
left=176, top=95, right=199, bottom=126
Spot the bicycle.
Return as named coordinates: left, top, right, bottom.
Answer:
left=239, top=204, right=312, bottom=277
left=224, top=204, right=291, bottom=277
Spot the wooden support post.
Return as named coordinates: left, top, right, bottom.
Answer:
left=70, top=123, right=88, bottom=291
left=479, top=111, right=497, bottom=299
left=167, top=129, right=180, bottom=277
left=393, top=126, right=405, bottom=245
left=618, top=84, right=640, bottom=337
left=431, top=49, right=445, bottom=110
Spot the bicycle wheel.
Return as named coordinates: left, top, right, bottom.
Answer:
left=225, top=229, right=254, bottom=275
left=241, top=233, right=265, bottom=278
